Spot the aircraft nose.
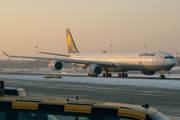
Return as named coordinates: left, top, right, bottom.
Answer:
left=163, top=59, right=177, bottom=71
left=171, top=59, right=177, bottom=67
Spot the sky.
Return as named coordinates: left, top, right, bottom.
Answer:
left=0, top=0, right=180, bottom=60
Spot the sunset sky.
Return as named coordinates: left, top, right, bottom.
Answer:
left=0, top=0, right=180, bottom=60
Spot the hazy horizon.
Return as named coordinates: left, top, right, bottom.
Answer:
left=1, top=0, right=180, bottom=60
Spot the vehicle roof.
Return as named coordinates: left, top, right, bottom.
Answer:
left=5, top=87, right=25, bottom=92
left=0, top=95, right=158, bottom=120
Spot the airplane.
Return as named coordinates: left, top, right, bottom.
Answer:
left=3, top=28, right=176, bottom=79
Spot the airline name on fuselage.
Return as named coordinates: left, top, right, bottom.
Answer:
left=139, top=53, right=156, bottom=57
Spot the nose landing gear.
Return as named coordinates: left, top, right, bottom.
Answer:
left=159, top=70, right=166, bottom=79
left=159, top=74, right=165, bottom=79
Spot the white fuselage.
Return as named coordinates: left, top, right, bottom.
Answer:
left=69, top=51, right=176, bottom=72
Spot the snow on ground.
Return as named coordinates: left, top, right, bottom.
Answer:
left=129, top=73, right=180, bottom=78
left=1, top=74, right=180, bottom=90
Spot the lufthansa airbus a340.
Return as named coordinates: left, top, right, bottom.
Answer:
left=3, top=29, right=176, bottom=79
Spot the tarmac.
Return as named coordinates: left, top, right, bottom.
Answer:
left=1, top=71, right=180, bottom=80
left=1, top=77, right=180, bottom=120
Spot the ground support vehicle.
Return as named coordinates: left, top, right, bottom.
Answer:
left=0, top=96, right=170, bottom=120
left=0, top=81, right=169, bottom=120
left=4, top=87, right=27, bottom=97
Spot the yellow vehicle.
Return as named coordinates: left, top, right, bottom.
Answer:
left=0, top=81, right=169, bottom=120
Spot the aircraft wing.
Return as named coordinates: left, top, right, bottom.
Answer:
left=2, top=51, right=117, bottom=66
left=38, top=52, right=70, bottom=57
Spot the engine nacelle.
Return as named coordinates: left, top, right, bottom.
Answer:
left=48, top=60, right=63, bottom=71
left=141, top=70, right=156, bottom=75
left=87, top=64, right=102, bottom=75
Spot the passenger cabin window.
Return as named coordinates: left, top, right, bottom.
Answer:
left=164, top=56, right=174, bottom=59
left=18, top=112, right=89, bottom=120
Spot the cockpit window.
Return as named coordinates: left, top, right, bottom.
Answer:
left=164, top=56, right=174, bottom=59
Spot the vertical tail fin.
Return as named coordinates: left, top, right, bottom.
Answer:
left=65, top=28, right=80, bottom=53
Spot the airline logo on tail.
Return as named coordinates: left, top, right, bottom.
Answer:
left=66, top=28, right=80, bottom=53
left=67, top=35, right=71, bottom=45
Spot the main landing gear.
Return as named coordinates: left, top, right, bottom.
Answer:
left=118, top=72, right=128, bottom=78
left=88, top=74, right=98, bottom=77
left=102, top=72, right=112, bottom=77
left=102, top=72, right=128, bottom=78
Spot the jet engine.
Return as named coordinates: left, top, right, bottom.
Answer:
left=87, top=64, right=102, bottom=75
left=48, top=60, right=63, bottom=71
left=141, top=71, right=156, bottom=75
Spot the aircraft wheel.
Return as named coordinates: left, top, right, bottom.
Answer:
left=162, top=75, right=165, bottom=79
left=159, top=74, right=165, bottom=79
left=105, top=73, right=109, bottom=77
left=124, top=73, right=128, bottom=78
left=159, top=75, right=162, bottom=79
left=108, top=73, right=112, bottom=77
left=102, top=73, right=105, bottom=77
left=88, top=74, right=91, bottom=77
left=118, top=73, right=121, bottom=78
left=159, top=74, right=162, bottom=79
left=121, top=73, right=124, bottom=78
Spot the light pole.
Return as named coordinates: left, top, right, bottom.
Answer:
left=176, top=52, right=178, bottom=66
left=110, top=44, right=113, bottom=52
left=144, top=45, right=147, bottom=51
left=8, top=56, right=10, bottom=71
left=35, top=46, right=38, bottom=71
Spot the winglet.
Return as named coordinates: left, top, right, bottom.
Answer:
left=2, top=51, right=9, bottom=56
